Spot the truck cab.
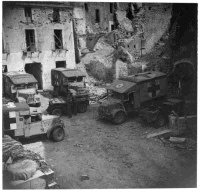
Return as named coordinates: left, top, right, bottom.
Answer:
left=3, top=71, right=41, bottom=107
left=3, top=102, right=65, bottom=142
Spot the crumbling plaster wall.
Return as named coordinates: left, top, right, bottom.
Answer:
left=85, top=2, right=114, bottom=33
left=73, top=5, right=87, bottom=50
left=3, top=4, right=76, bottom=90
left=86, top=3, right=173, bottom=81
left=142, top=3, right=172, bottom=54
left=109, top=3, right=172, bottom=57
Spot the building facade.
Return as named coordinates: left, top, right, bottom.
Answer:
left=3, top=1, right=76, bottom=90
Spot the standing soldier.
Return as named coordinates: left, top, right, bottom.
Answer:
left=69, top=89, right=77, bottom=116
left=66, top=90, right=73, bottom=118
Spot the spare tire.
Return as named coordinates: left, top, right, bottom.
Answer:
left=7, top=159, right=38, bottom=181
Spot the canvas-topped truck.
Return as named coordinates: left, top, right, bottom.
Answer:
left=98, top=71, right=185, bottom=126
left=3, top=71, right=41, bottom=107
left=47, top=68, right=89, bottom=115
left=3, top=102, right=65, bottom=142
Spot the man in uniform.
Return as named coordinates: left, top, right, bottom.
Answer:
left=69, top=89, right=77, bottom=116
left=66, top=90, right=73, bottom=118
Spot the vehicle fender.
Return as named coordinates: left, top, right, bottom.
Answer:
left=16, top=96, right=26, bottom=103
left=46, top=124, right=64, bottom=139
left=110, top=109, right=126, bottom=118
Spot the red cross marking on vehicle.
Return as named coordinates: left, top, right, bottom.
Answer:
left=148, top=80, right=160, bottom=97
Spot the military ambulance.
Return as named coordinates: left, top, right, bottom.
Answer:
left=51, top=67, right=89, bottom=97
left=3, top=71, right=41, bottom=107
left=98, top=71, right=184, bottom=125
left=49, top=68, right=90, bottom=114
left=3, top=102, right=65, bottom=142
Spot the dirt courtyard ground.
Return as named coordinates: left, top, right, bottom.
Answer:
left=23, top=104, right=197, bottom=189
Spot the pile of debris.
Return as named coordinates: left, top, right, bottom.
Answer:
left=146, top=113, right=197, bottom=152
left=86, top=81, right=107, bottom=104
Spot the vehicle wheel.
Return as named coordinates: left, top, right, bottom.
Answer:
left=52, top=127, right=65, bottom=142
left=112, top=111, right=126, bottom=124
left=52, top=109, right=62, bottom=116
left=77, top=103, right=87, bottom=113
left=155, top=114, right=165, bottom=128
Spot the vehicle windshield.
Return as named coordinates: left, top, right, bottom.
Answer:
left=16, top=83, right=36, bottom=90
left=68, top=76, right=83, bottom=83
left=108, top=90, right=124, bottom=100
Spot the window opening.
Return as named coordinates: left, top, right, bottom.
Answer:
left=95, top=9, right=100, bottom=23
left=110, top=3, right=113, bottom=13
left=53, top=8, right=60, bottom=22
left=111, top=24, right=115, bottom=31
left=25, top=29, right=36, bottom=52
left=2, top=65, right=7, bottom=73
left=84, top=3, right=88, bottom=12
left=54, top=30, right=63, bottom=49
left=56, top=61, right=66, bottom=68
left=24, top=7, right=32, bottom=22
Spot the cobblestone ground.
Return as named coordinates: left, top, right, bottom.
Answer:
left=22, top=98, right=197, bottom=189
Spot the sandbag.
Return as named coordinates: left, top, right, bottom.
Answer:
left=7, top=159, right=38, bottom=181
left=3, top=135, right=23, bottom=163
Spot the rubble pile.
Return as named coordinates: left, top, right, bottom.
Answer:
left=86, top=83, right=107, bottom=104
left=82, top=37, right=115, bottom=81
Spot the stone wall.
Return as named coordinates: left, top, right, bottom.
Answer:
left=3, top=2, right=76, bottom=90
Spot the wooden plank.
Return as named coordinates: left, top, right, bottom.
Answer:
left=147, top=129, right=173, bottom=139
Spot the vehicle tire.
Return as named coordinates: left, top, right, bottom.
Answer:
left=155, top=113, right=165, bottom=128
left=77, top=103, right=87, bottom=113
left=112, top=111, right=126, bottom=124
left=52, top=127, right=65, bottom=142
left=52, top=109, right=62, bottom=116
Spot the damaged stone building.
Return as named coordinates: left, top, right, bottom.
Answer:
left=3, top=1, right=193, bottom=87
left=2, top=1, right=76, bottom=90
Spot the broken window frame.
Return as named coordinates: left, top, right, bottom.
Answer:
left=24, top=7, right=32, bottom=23
left=54, top=30, right=63, bottom=50
left=95, top=9, right=100, bottom=23
left=53, top=8, right=60, bottom=23
left=25, top=29, right=36, bottom=52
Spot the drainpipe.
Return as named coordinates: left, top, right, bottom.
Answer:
left=72, top=19, right=80, bottom=64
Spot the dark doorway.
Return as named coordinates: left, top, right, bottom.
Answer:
left=25, top=63, right=43, bottom=89
left=56, top=61, right=66, bottom=68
